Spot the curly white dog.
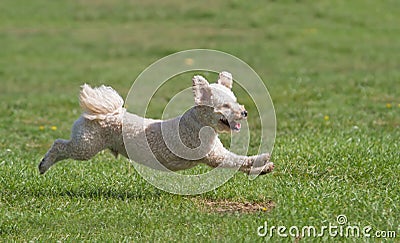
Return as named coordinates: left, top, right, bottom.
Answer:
left=39, top=72, right=274, bottom=175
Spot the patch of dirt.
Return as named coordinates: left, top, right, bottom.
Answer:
left=195, top=199, right=275, bottom=214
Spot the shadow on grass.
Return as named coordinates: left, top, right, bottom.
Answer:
left=20, top=183, right=165, bottom=201
left=50, top=188, right=161, bottom=201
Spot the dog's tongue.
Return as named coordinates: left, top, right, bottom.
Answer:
left=235, top=123, right=241, bottom=130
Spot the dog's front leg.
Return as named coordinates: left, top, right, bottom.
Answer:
left=203, top=140, right=274, bottom=175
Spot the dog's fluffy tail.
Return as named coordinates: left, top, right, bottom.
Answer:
left=79, top=84, right=125, bottom=120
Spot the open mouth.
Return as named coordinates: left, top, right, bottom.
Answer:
left=220, top=118, right=241, bottom=131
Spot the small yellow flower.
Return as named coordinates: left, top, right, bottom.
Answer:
left=386, top=103, right=392, bottom=108
left=51, top=126, right=57, bottom=131
left=324, top=115, right=329, bottom=121
left=303, top=28, right=318, bottom=34
left=39, top=126, right=45, bottom=131
left=184, top=58, right=194, bottom=66
left=262, top=207, right=267, bottom=211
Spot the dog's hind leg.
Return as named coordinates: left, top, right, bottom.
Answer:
left=39, top=139, right=72, bottom=174
left=38, top=118, right=107, bottom=174
left=38, top=137, right=106, bottom=174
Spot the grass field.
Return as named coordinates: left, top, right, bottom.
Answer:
left=1, top=0, right=399, bottom=241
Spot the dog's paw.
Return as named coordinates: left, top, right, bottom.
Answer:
left=248, top=153, right=273, bottom=175
left=261, top=153, right=271, bottom=162
left=248, top=162, right=275, bottom=175
left=249, top=162, right=274, bottom=175
left=259, top=162, right=274, bottom=175
left=252, top=153, right=271, bottom=167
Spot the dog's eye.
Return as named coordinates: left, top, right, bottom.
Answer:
left=222, top=103, right=231, bottom=108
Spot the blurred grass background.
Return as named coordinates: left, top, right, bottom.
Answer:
left=1, top=0, right=399, bottom=241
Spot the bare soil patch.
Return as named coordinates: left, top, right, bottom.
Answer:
left=195, top=198, right=275, bottom=213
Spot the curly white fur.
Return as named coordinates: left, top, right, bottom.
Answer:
left=39, top=72, right=274, bottom=175
left=80, top=84, right=125, bottom=120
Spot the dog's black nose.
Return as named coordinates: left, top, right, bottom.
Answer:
left=241, top=110, right=248, bottom=117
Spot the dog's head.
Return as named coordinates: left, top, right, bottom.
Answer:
left=192, top=72, right=247, bottom=133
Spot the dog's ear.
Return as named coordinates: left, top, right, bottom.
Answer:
left=192, top=75, right=213, bottom=105
left=217, top=71, right=233, bottom=89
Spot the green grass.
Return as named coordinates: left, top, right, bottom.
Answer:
left=1, top=0, right=399, bottom=241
